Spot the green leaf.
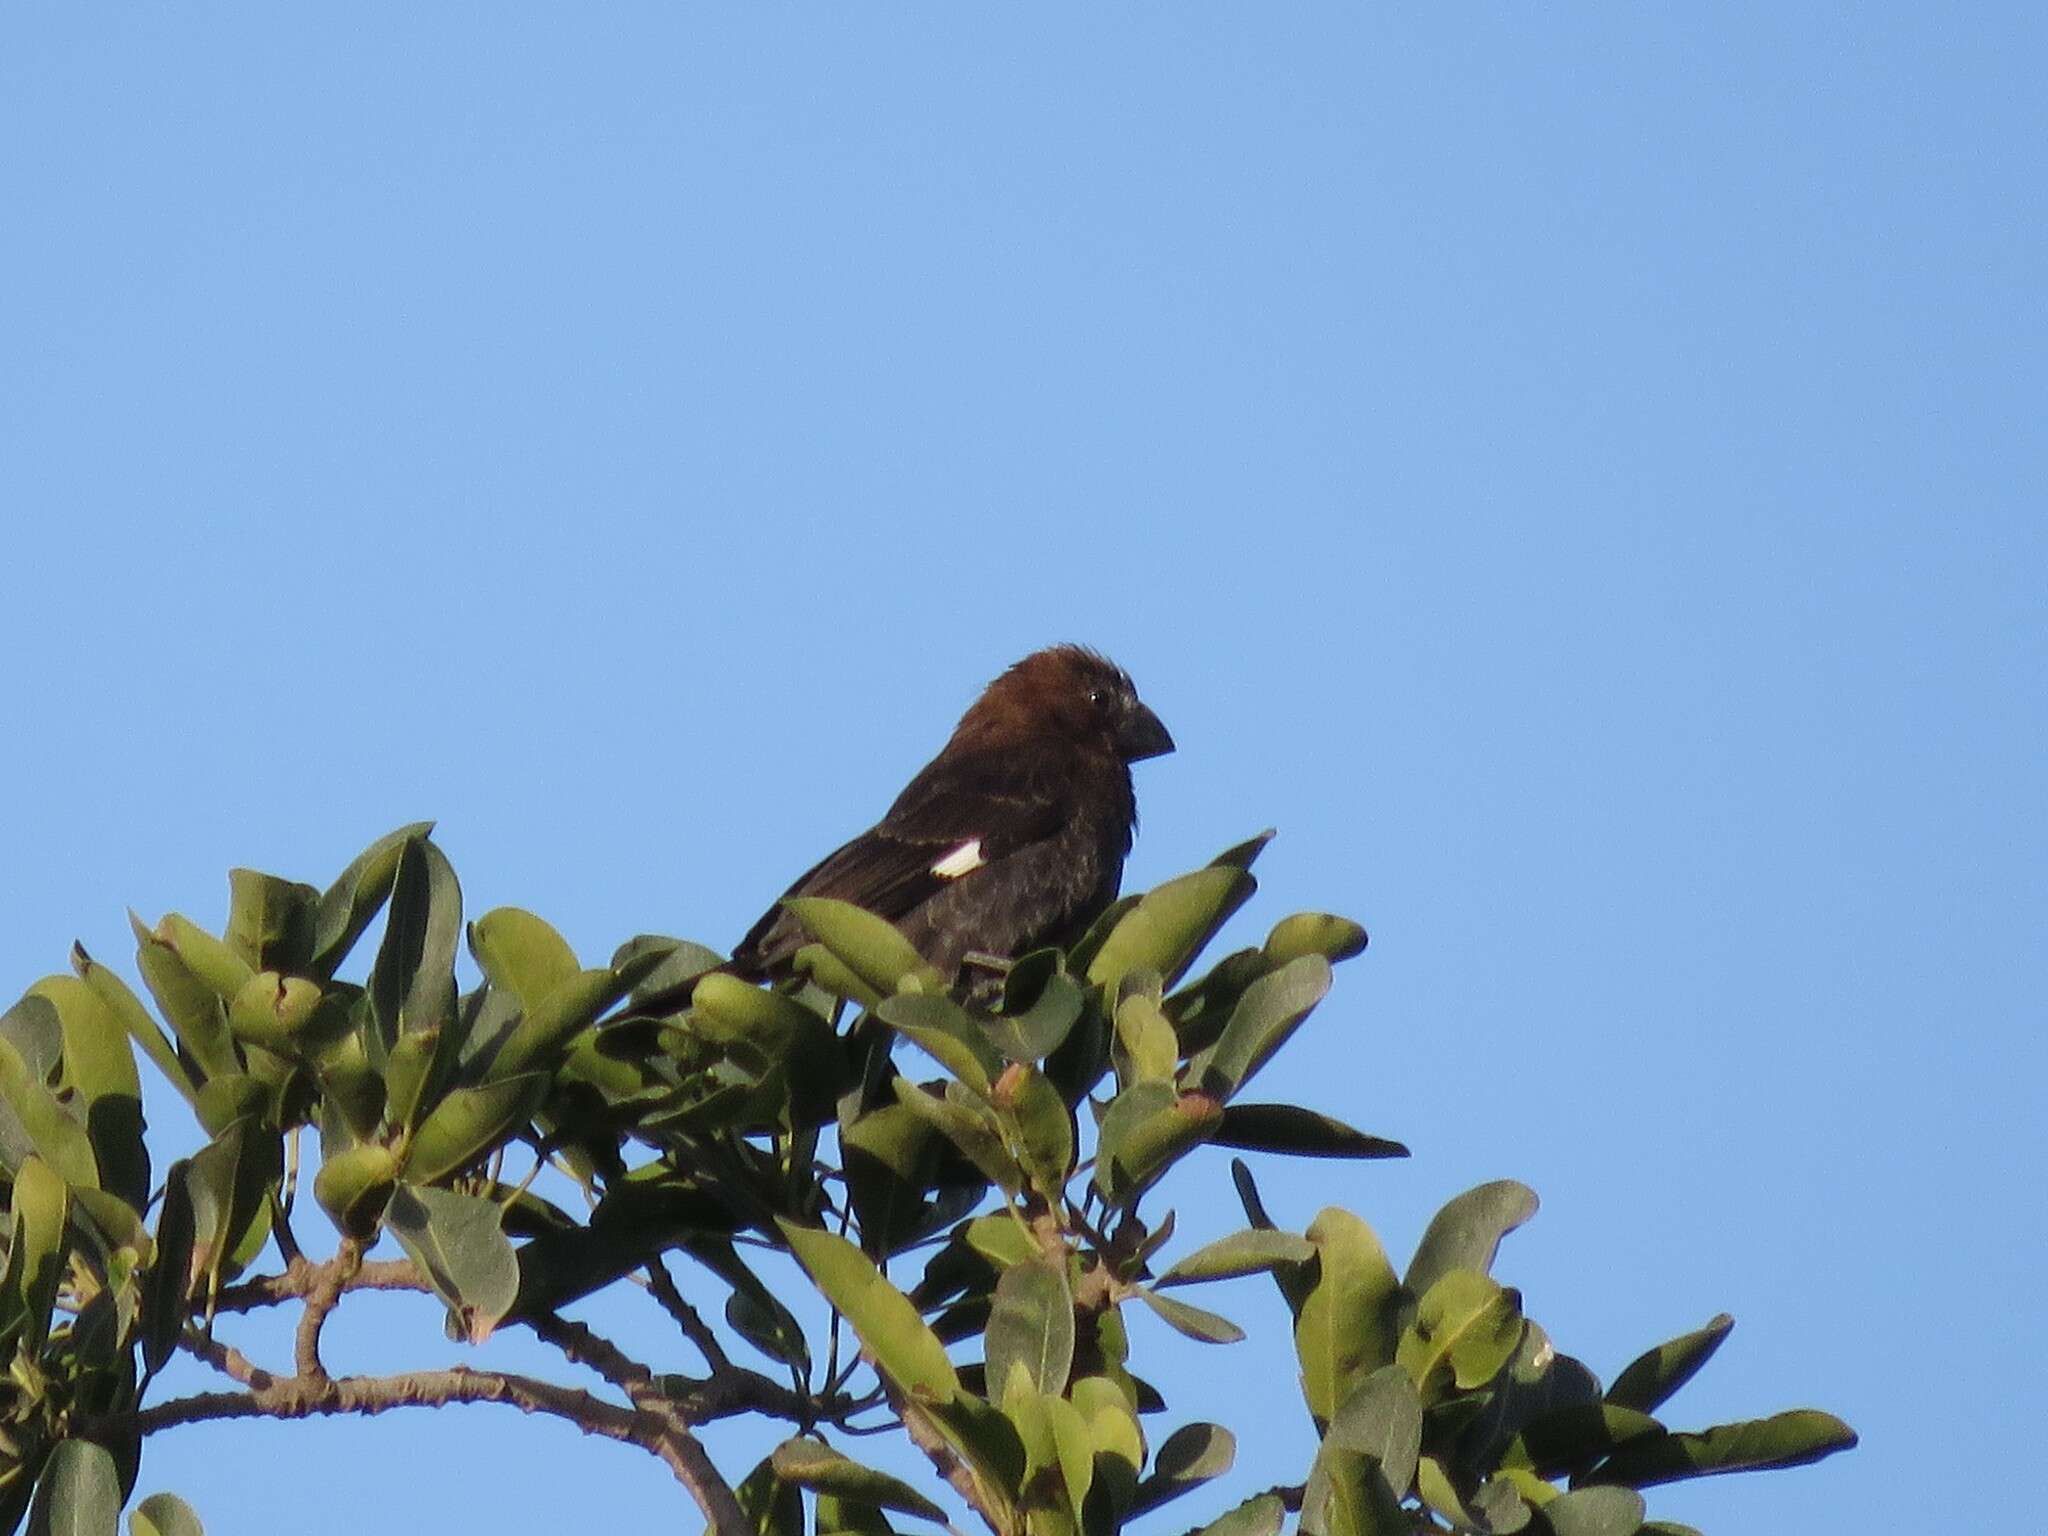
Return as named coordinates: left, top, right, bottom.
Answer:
left=369, top=837, right=462, bottom=1052
left=1189, top=1494, right=1285, bottom=1536
left=1416, top=1458, right=1530, bottom=1534
left=487, top=965, right=641, bottom=1080
left=1263, top=912, right=1369, bottom=966
left=225, top=868, right=317, bottom=974
left=736, top=1451, right=803, bottom=1536
left=1580, top=1410, right=1859, bottom=1489
left=990, top=1063, right=1073, bottom=1201
left=984, top=1257, right=1074, bottom=1399
left=1211, top=1104, right=1407, bottom=1161
left=1135, top=1289, right=1245, bottom=1344
left=1301, top=1447, right=1406, bottom=1536
left=152, top=915, right=254, bottom=1000
left=1465, top=1322, right=1604, bottom=1473
left=28, top=1440, right=121, bottom=1536
left=403, top=1073, right=548, bottom=1185
left=1324, top=1365, right=1423, bottom=1496
left=727, top=1288, right=812, bottom=1374
left=468, top=908, right=580, bottom=1009
left=1295, top=1208, right=1401, bottom=1426
left=785, top=899, right=944, bottom=1002
left=1396, top=1269, right=1525, bottom=1403
left=131, top=915, right=240, bottom=1082
left=70, top=944, right=195, bottom=1103
left=1132, top=1422, right=1236, bottom=1515
left=1506, top=1404, right=1667, bottom=1480
left=7, top=1156, right=71, bottom=1354
left=892, top=1077, right=1019, bottom=1194
left=129, top=1493, right=205, bottom=1536
left=842, top=1103, right=941, bottom=1260
left=1112, top=988, right=1180, bottom=1087
left=142, top=1162, right=197, bottom=1376
left=984, top=969, right=1085, bottom=1063
left=1189, top=955, right=1331, bottom=1098
left=961, top=1214, right=1039, bottom=1272
left=875, top=994, right=1002, bottom=1096
left=1605, top=1314, right=1734, bottom=1414
left=1159, top=1228, right=1316, bottom=1287
left=1533, top=1487, right=1644, bottom=1536
left=923, top=1392, right=1026, bottom=1522
left=1071, top=1375, right=1144, bottom=1523
left=309, top=823, right=435, bottom=977
left=1406, top=1180, right=1539, bottom=1296
left=779, top=1220, right=960, bottom=1404
left=224, top=972, right=325, bottom=1055
left=769, top=1439, right=947, bottom=1523
left=385, top=1185, right=519, bottom=1344
left=1302, top=1367, right=1421, bottom=1536
left=0, top=1031, right=100, bottom=1187
left=1094, top=1081, right=1223, bottom=1207
left=183, top=1119, right=280, bottom=1288
left=27, top=976, right=146, bottom=1206
left=1209, top=830, right=1276, bottom=870
left=1085, top=864, right=1258, bottom=995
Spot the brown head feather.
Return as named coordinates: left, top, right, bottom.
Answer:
left=945, top=645, right=1173, bottom=762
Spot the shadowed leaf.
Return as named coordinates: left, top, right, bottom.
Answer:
left=1579, top=1410, right=1858, bottom=1489
left=1605, top=1314, right=1734, bottom=1414
left=29, top=1440, right=121, bottom=1536
left=985, top=1257, right=1075, bottom=1398
left=386, top=1184, right=519, bottom=1344
left=1212, top=1105, right=1407, bottom=1161
left=1407, top=1180, right=1539, bottom=1296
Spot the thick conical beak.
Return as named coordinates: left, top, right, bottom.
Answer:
left=1118, top=702, right=1176, bottom=762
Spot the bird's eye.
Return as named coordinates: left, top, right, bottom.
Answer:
left=1087, top=687, right=1114, bottom=713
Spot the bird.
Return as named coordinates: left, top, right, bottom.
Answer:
left=729, top=645, right=1174, bottom=987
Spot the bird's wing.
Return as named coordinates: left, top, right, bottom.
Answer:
left=731, top=744, right=1071, bottom=968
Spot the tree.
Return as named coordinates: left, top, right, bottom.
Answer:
left=0, top=825, right=1853, bottom=1534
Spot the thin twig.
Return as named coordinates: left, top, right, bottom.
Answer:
left=645, top=1259, right=734, bottom=1373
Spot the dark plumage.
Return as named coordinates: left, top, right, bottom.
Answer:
left=730, top=645, right=1174, bottom=985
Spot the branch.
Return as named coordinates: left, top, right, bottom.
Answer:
left=292, top=1237, right=366, bottom=1379
left=523, top=1313, right=747, bottom=1535
left=214, top=1253, right=424, bottom=1315
left=525, top=1311, right=830, bottom=1426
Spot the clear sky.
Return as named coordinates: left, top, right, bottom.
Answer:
left=3, top=7, right=2041, bottom=1532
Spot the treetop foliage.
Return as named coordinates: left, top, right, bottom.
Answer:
left=0, top=825, right=1853, bottom=1534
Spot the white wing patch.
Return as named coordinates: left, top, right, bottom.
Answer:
left=930, top=839, right=986, bottom=880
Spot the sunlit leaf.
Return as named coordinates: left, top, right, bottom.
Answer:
left=769, top=1439, right=946, bottom=1523
left=1296, top=1208, right=1401, bottom=1426
left=779, top=1220, right=959, bottom=1404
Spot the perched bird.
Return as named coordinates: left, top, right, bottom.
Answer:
left=731, top=645, right=1174, bottom=986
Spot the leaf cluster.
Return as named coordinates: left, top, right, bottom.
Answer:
left=0, top=826, right=1853, bottom=1535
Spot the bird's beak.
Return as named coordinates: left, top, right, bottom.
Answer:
left=1118, top=703, right=1176, bottom=761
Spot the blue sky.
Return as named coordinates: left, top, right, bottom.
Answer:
left=3, top=6, right=2041, bottom=1531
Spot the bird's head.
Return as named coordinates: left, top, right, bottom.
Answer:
left=951, top=645, right=1175, bottom=763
